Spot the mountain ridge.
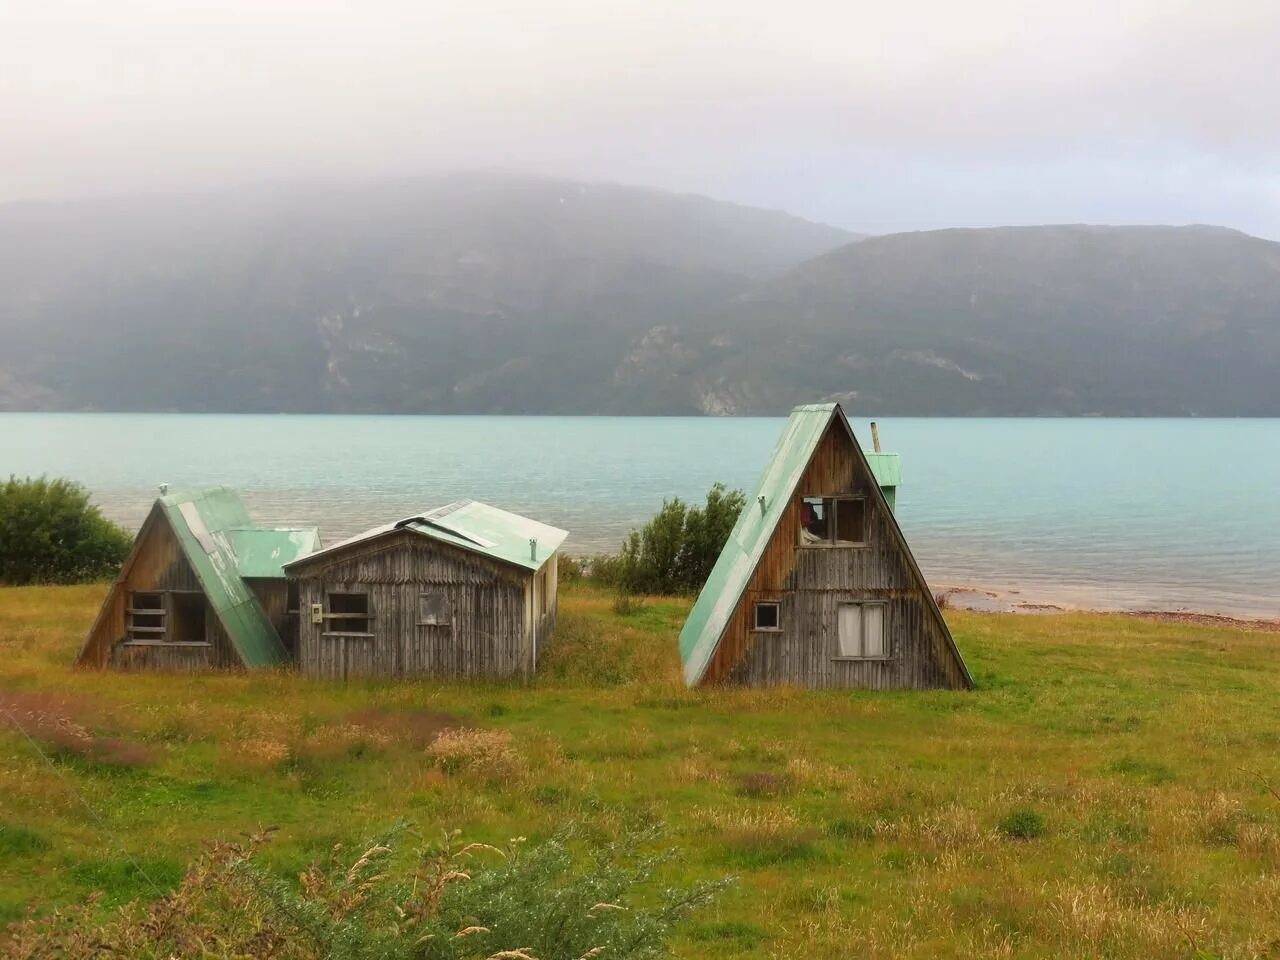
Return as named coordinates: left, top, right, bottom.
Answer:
left=1, top=176, right=1276, bottom=415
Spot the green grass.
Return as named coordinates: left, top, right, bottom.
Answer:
left=3, top=582, right=1280, bottom=957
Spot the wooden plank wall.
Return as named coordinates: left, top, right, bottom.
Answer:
left=84, top=509, right=240, bottom=671
left=706, top=419, right=967, bottom=690
left=247, top=578, right=295, bottom=655
left=292, top=532, right=535, bottom=680
left=528, top=553, right=559, bottom=667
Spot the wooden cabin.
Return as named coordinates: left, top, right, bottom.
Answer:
left=284, top=500, right=567, bottom=681
left=678, top=403, right=971, bottom=690
left=77, top=488, right=321, bottom=671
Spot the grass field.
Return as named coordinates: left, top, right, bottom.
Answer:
left=2, top=582, right=1280, bottom=958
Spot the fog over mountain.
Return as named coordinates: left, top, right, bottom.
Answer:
left=4, top=2, right=1280, bottom=239
left=2, top=175, right=1277, bottom=416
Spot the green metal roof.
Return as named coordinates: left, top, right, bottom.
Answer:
left=286, top=499, right=567, bottom=573
left=157, top=487, right=314, bottom=668
left=678, top=403, right=929, bottom=687
left=228, top=527, right=322, bottom=578
left=864, top=452, right=901, bottom=488
left=678, top=405, right=835, bottom=685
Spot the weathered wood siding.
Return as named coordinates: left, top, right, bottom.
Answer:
left=528, top=553, right=559, bottom=666
left=706, top=419, right=967, bottom=690
left=291, top=531, right=545, bottom=680
left=80, top=507, right=240, bottom=671
left=247, top=578, right=295, bottom=656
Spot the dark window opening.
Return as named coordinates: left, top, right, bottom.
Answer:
left=286, top=581, right=300, bottom=613
left=754, top=601, right=780, bottom=631
left=834, top=498, right=866, bottom=544
left=169, top=592, right=207, bottom=643
left=127, top=592, right=166, bottom=642
left=326, top=592, right=371, bottom=635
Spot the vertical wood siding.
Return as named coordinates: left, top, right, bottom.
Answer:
left=247, top=578, right=294, bottom=655
left=82, top=507, right=241, bottom=671
left=705, top=419, right=968, bottom=690
left=292, top=531, right=558, bottom=681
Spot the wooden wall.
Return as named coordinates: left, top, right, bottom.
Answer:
left=291, top=531, right=547, bottom=680
left=80, top=507, right=241, bottom=671
left=247, top=578, right=295, bottom=656
left=705, top=418, right=968, bottom=690
left=528, top=552, right=559, bottom=667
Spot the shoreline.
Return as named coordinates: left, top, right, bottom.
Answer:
left=936, top=582, right=1280, bottom=631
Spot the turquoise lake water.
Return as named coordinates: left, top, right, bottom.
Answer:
left=2, top=414, right=1277, bottom=617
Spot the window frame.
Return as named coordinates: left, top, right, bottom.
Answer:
left=834, top=601, right=889, bottom=660
left=123, top=589, right=213, bottom=647
left=752, top=600, right=782, bottom=632
left=799, top=496, right=868, bottom=547
left=417, top=592, right=451, bottom=627
left=323, top=591, right=375, bottom=637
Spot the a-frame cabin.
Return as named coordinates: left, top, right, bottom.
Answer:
left=77, top=488, right=320, bottom=671
left=679, top=403, right=971, bottom=690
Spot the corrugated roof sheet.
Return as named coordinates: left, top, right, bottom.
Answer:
left=677, top=403, right=912, bottom=687
left=286, top=499, right=567, bottom=572
left=229, top=527, right=322, bottom=578
left=157, top=487, right=308, bottom=668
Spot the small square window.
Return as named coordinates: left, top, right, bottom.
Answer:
left=754, top=601, right=780, bottom=631
left=327, top=592, right=371, bottom=634
left=418, top=593, right=450, bottom=626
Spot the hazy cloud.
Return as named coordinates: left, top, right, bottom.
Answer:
left=3, top=0, right=1279, bottom=236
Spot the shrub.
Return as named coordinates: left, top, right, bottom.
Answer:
left=1, top=825, right=730, bottom=960
left=425, top=728, right=522, bottom=781
left=557, top=555, right=586, bottom=582
left=612, top=592, right=646, bottom=617
left=0, top=476, right=132, bottom=585
left=998, top=807, right=1047, bottom=840
left=609, top=482, right=745, bottom=595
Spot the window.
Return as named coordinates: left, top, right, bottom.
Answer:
left=418, top=592, right=450, bottom=626
left=286, top=581, right=300, bottom=614
left=837, top=603, right=886, bottom=658
left=800, top=498, right=829, bottom=542
left=753, top=601, right=780, bottom=631
left=126, top=592, right=166, bottom=642
left=834, top=498, right=866, bottom=544
left=169, top=592, right=207, bottom=643
left=800, top=497, right=866, bottom=545
left=326, top=592, right=372, bottom=635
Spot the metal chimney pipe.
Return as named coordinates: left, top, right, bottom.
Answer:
left=529, top=537, right=537, bottom=562
left=870, top=421, right=882, bottom=453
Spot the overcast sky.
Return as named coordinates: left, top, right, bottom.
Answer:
left=3, top=0, right=1279, bottom=237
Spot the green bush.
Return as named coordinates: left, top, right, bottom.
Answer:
left=0, top=476, right=132, bottom=585
left=606, top=482, right=745, bottom=596
left=558, top=554, right=586, bottom=582
left=2, top=825, right=730, bottom=960
left=998, top=807, right=1047, bottom=841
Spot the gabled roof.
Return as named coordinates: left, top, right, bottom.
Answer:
left=135, top=488, right=317, bottom=667
left=678, top=403, right=969, bottom=687
left=285, top=499, right=568, bottom=573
